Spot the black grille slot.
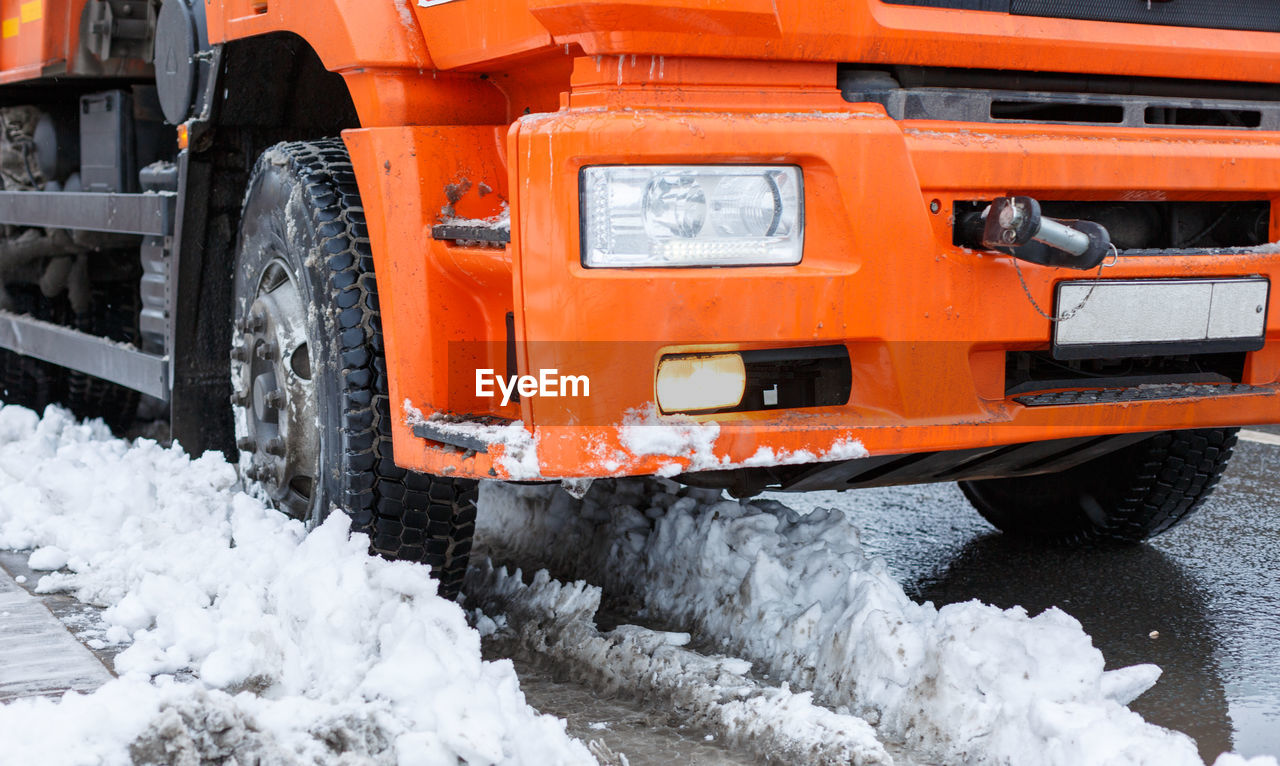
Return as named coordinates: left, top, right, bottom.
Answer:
left=841, top=75, right=1280, bottom=131
left=952, top=200, right=1269, bottom=252
left=880, top=0, right=1280, bottom=34
left=991, top=99, right=1123, bottom=124
left=1144, top=105, right=1262, bottom=128
left=1005, top=350, right=1245, bottom=396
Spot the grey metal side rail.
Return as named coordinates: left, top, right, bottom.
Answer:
left=0, top=190, right=176, bottom=400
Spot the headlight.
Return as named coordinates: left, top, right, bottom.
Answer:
left=581, top=165, right=803, bottom=268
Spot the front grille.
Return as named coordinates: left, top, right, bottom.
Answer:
left=953, top=201, right=1270, bottom=252
left=880, top=0, right=1280, bottom=34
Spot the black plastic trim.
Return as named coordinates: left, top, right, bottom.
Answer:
left=431, top=223, right=511, bottom=244
left=1052, top=338, right=1264, bottom=361
left=1014, top=383, right=1271, bottom=406
left=844, top=86, right=1280, bottom=130
left=411, top=422, right=491, bottom=453
left=878, top=0, right=1280, bottom=34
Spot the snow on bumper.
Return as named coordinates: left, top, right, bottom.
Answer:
left=405, top=399, right=867, bottom=481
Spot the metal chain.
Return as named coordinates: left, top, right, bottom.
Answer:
left=1013, top=244, right=1119, bottom=323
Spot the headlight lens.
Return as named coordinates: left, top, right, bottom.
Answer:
left=644, top=174, right=707, bottom=239
left=582, top=165, right=803, bottom=268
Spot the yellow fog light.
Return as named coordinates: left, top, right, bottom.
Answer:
left=656, top=353, right=746, bottom=413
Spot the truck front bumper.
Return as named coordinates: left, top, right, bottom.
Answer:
left=347, top=106, right=1280, bottom=481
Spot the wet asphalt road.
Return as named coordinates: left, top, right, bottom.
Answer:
left=776, top=428, right=1280, bottom=764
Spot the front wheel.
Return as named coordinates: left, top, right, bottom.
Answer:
left=959, top=428, right=1238, bottom=544
left=229, top=139, right=476, bottom=597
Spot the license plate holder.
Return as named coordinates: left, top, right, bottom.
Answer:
left=1052, top=278, right=1269, bottom=360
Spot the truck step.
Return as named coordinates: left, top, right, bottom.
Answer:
left=430, top=223, right=510, bottom=245
left=0, top=311, right=168, bottom=400
left=411, top=414, right=529, bottom=453
left=1014, top=383, right=1270, bottom=407
left=0, top=191, right=176, bottom=236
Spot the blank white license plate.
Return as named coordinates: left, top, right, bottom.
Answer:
left=1052, top=278, right=1269, bottom=359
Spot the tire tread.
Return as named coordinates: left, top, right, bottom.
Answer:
left=249, top=140, right=477, bottom=597
left=960, top=428, right=1237, bottom=544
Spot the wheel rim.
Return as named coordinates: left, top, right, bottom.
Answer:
left=231, top=258, right=319, bottom=521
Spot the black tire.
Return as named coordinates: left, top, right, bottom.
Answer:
left=0, top=275, right=140, bottom=433
left=0, top=285, right=64, bottom=413
left=960, top=428, right=1238, bottom=544
left=0, top=351, right=60, bottom=415
left=230, top=139, right=477, bottom=598
left=66, top=272, right=142, bottom=433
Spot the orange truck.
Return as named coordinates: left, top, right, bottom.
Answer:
left=0, top=0, right=1275, bottom=594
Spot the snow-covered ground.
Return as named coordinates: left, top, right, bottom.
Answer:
left=0, top=402, right=1275, bottom=765
left=0, top=405, right=589, bottom=765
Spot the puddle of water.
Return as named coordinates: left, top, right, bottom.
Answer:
left=768, top=443, right=1280, bottom=764
left=484, top=641, right=757, bottom=766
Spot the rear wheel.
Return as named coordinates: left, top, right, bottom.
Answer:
left=229, top=139, right=476, bottom=598
left=0, top=268, right=141, bottom=433
left=0, top=288, right=61, bottom=414
left=959, top=428, right=1238, bottom=544
left=66, top=269, right=142, bottom=433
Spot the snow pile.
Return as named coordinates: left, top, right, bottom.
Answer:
left=468, top=560, right=891, bottom=766
left=0, top=404, right=588, bottom=765
left=617, top=404, right=867, bottom=476
left=27, top=545, right=69, bottom=571
left=479, top=479, right=1268, bottom=766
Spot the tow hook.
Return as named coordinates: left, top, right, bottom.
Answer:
left=957, top=196, right=1113, bottom=270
